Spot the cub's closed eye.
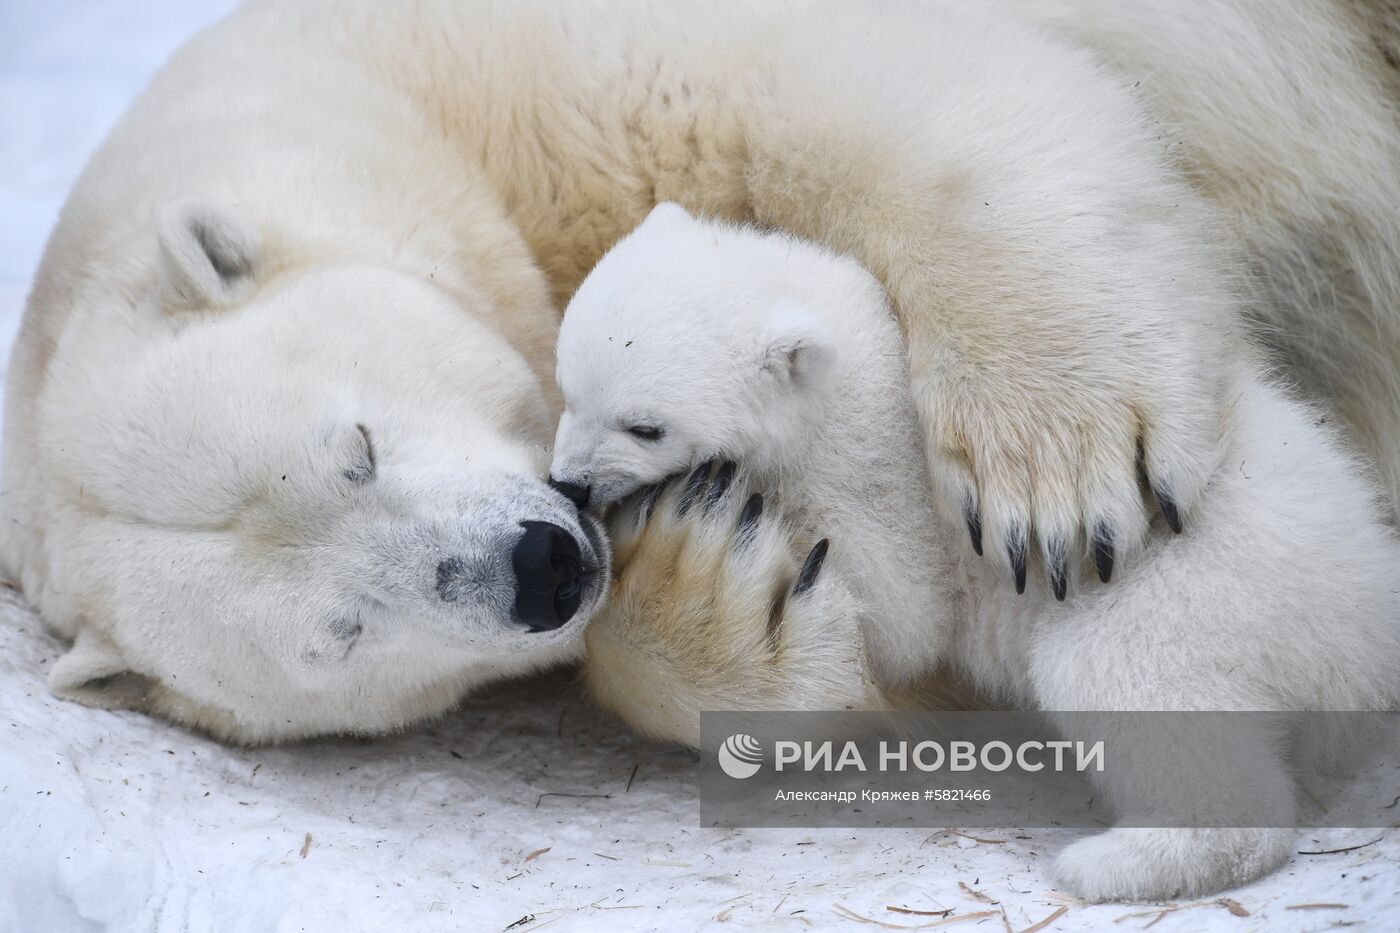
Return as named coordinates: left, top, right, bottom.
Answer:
left=628, top=425, right=665, bottom=442
left=344, top=423, right=377, bottom=483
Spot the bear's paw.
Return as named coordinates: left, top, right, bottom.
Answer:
left=583, top=461, right=873, bottom=745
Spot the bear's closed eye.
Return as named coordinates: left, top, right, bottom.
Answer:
left=628, top=424, right=665, bottom=441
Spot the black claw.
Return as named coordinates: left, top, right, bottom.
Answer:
left=1092, top=524, right=1115, bottom=584
left=1154, top=488, right=1184, bottom=534
left=677, top=461, right=714, bottom=516
left=1046, top=540, right=1069, bottom=602
left=737, top=493, right=764, bottom=537
left=965, top=504, right=983, bottom=557
left=794, top=539, right=830, bottom=596
left=706, top=461, right=736, bottom=508
left=1008, top=531, right=1028, bottom=595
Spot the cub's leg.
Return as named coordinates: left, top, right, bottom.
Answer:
left=1051, top=824, right=1294, bottom=903
left=1017, top=375, right=1400, bottom=899
left=1021, top=528, right=1301, bottom=900
left=1041, top=703, right=1295, bottom=900
left=583, top=462, right=875, bottom=745
left=1030, top=631, right=1297, bottom=900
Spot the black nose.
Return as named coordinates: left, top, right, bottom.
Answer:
left=548, top=477, right=591, bottom=510
left=511, top=520, right=586, bottom=631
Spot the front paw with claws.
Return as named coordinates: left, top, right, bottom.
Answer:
left=923, top=369, right=1219, bottom=602
left=582, top=461, right=872, bottom=745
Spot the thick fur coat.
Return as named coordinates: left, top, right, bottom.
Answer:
left=562, top=206, right=1400, bottom=900
left=4, top=0, right=1398, bottom=784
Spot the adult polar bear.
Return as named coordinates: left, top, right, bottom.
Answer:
left=5, top=0, right=1400, bottom=740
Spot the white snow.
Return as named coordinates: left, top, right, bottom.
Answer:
left=1, top=4, right=1397, bottom=931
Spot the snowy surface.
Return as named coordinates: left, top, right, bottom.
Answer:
left=1, top=4, right=1398, bottom=931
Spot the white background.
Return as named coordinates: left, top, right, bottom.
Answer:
left=1, top=3, right=1397, bottom=930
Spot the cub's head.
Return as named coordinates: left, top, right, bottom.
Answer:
left=550, top=204, right=836, bottom=508
left=4, top=199, right=611, bottom=742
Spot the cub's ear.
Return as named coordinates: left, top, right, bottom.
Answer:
left=759, top=301, right=836, bottom=389
left=49, top=627, right=155, bottom=712
left=640, top=201, right=694, bottom=229
left=156, top=198, right=259, bottom=309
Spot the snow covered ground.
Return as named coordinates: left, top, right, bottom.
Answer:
left=1, top=3, right=1397, bottom=931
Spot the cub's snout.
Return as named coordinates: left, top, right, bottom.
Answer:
left=548, top=477, right=592, bottom=510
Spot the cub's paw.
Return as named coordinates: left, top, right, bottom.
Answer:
left=583, top=461, right=872, bottom=746
left=1050, top=827, right=1292, bottom=902
left=918, top=367, right=1216, bottom=601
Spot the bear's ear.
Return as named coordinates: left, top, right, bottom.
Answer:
left=759, top=301, right=836, bottom=389
left=49, top=627, right=155, bottom=712
left=156, top=198, right=259, bottom=309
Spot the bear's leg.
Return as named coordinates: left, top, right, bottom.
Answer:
left=739, top=12, right=1241, bottom=597
left=582, top=462, right=878, bottom=745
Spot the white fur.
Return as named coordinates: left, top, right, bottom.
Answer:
left=564, top=207, right=1400, bottom=900
left=1019, top=0, right=1400, bottom=522
left=29, top=250, right=611, bottom=742
left=555, top=205, right=958, bottom=683
left=5, top=1, right=1400, bottom=744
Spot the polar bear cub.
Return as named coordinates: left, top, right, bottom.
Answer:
left=552, top=203, right=958, bottom=686
left=555, top=204, right=1400, bottom=900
